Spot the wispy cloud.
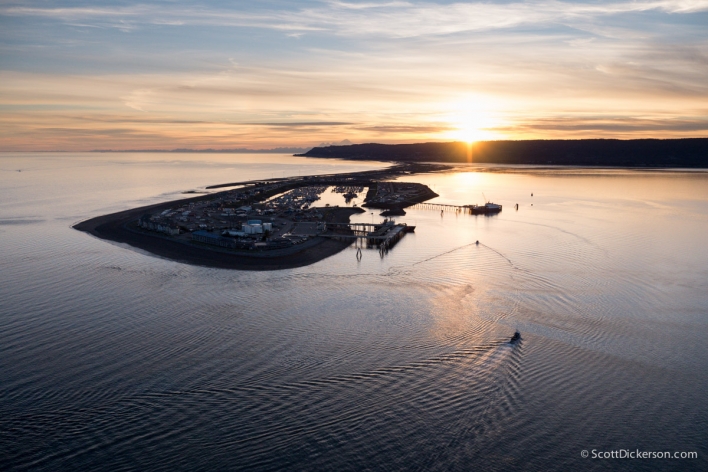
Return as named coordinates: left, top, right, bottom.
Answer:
left=245, top=122, right=353, bottom=127
left=356, top=125, right=454, bottom=133
left=4, top=1, right=708, bottom=36
left=490, top=115, right=708, bottom=138
left=2, top=1, right=707, bottom=149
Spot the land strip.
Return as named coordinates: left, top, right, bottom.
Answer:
left=73, top=163, right=446, bottom=270
left=297, top=139, right=708, bottom=168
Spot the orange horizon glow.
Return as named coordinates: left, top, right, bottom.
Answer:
left=1, top=2, right=707, bottom=151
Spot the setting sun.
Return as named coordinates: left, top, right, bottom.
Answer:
left=448, top=122, right=497, bottom=143
left=444, top=103, right=501, bottom=143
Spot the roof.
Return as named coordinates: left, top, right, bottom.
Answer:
left=192, top=230, right=221, bottom=239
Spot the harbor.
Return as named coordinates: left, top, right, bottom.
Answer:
left=74, top=160, right=518, bottom=269
left=73, top=163, right=447, bottom=269
left=325, top=220, right=415, bottom=253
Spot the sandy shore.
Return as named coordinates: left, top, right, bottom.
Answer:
left=73, top=199, right=361, bottom=271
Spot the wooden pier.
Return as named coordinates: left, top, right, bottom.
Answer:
left=325, top=222, right=413, bottom=253
left=412, top=202, right=502, bottom=215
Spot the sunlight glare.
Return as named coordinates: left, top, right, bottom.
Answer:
left=443, top=97, right=502, bottom=143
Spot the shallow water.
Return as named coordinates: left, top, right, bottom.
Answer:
left=1, top=154, right=707, bottom=471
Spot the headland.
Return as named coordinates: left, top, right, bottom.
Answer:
left=297, top=138, right=708, bottom=168
left=73, top=163, right=446, bottom=270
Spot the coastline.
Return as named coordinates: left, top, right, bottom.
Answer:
left=73, top=162, right=446, bottom=270
left=296, top=139, right=708, bottom=168
left=74, top=203, right=362, bottom=271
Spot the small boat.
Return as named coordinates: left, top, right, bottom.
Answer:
left=468, top=202, right=502, bottom=215
left=509, top=331, right=521, bottom=343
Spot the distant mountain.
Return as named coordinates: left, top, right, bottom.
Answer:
left=297, top=139, right=708, bottom=168
left=91, top=147, right=312, bottom=153
left=317, top=139, right=353, bottom=147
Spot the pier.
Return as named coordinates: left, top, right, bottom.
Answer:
left=412, top=202, right=466, bottom=212
left=325, top=221, right=413, bottom=252
left=412, top=202, right=502, bottom=215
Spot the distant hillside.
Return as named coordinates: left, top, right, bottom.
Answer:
left=91, top=147, right=311, bottom=154
left=297, top=139, right=708, bottom=168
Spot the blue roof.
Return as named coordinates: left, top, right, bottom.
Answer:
left=193, top=230, right=221, bottom=239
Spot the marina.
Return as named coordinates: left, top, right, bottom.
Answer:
left=74, top=163, right=444, bottom=268
left=325, top=220, right=415, bottom=252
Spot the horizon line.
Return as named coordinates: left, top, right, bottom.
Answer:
left=3, top=136, right=708, bottom=153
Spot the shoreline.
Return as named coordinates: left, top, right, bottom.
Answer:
left=296, top=139, right=708, bottom=168
left=73, top=163, right=447, bottom=270
left=74, top=204, right=362, bottom=271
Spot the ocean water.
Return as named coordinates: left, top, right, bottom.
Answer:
left=1, top=154, right=707, bottom=471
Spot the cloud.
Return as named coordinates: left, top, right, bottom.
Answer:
left=121, top=88, right=155, bottom=111
left=47, top=116, right=353, bottom=127
left=245, top=122, right=353, bottom=127
left=491, top=116, right=708, bottom=133
left=356, top=125, right=454, bottom=133
left=2, top=2, right=708, bottom=149
left=4, top=1, right=708, bottom=37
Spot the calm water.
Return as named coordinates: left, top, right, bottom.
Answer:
left=1, top=154, right=707, bottom=471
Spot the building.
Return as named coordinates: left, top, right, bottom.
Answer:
left=192, top=230, right=237, bottom=248
left=138, top=215, right=180, bottom=236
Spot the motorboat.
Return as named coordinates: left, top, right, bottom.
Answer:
left=510, top=331, right=521, bottom=343
left=469, top=202, right=502, bottom=215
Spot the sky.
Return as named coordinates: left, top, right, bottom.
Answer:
left=1, top=0, right=707, bottom=151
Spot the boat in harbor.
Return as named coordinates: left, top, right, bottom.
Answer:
left=467, top=202, right=503, bottom=215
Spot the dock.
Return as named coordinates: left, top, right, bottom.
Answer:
left=325, top=221, right=414, bottom=252
left=411, top=202, right=502, bottom=215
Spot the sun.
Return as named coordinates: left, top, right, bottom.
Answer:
left=441, top=97, right=504, bottom=143
left=449, top=124, right=496, bottom=144
left=447, top=111, right=498, bottom=144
